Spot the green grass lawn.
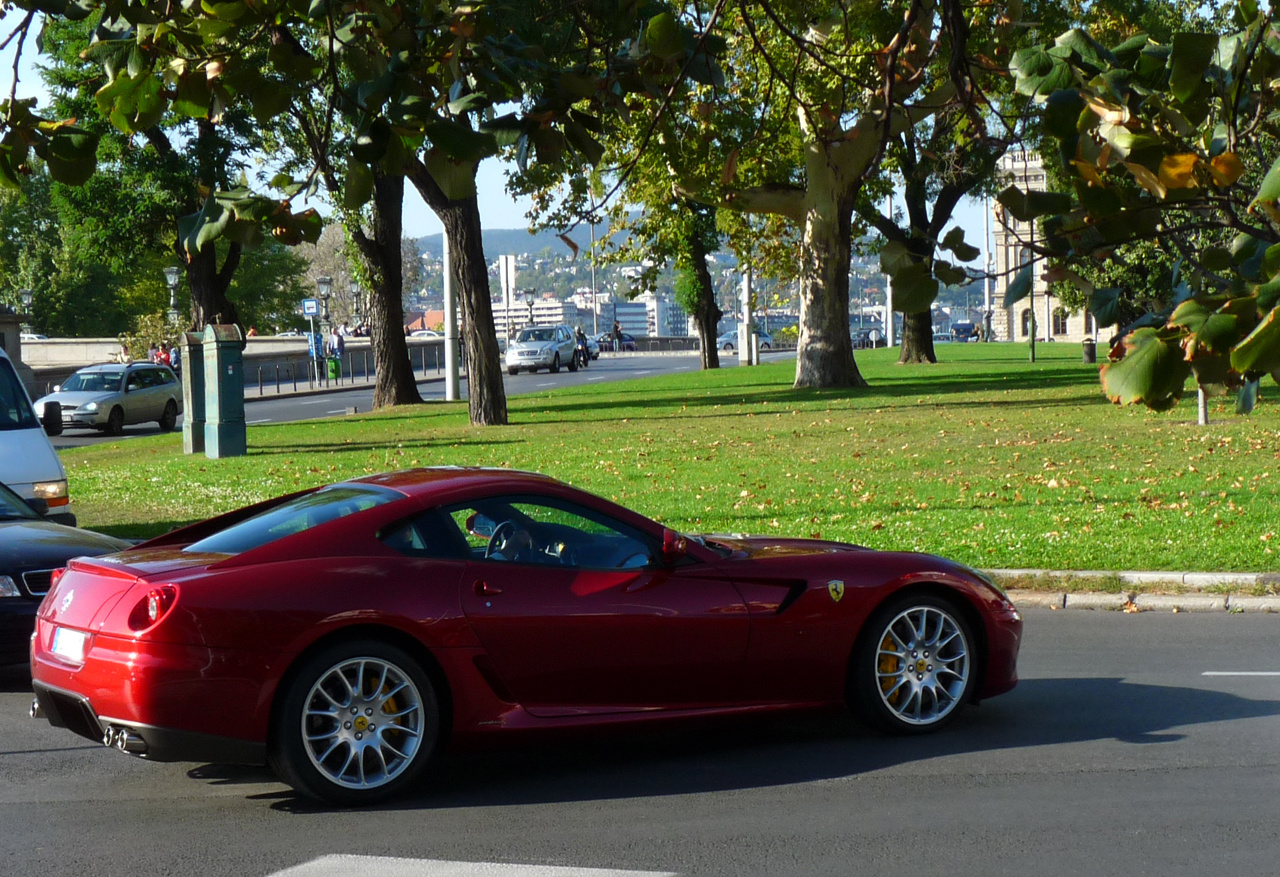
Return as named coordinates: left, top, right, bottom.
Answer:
left=63, top=342, right=1280, bottom=573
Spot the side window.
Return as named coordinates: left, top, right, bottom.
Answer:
left=126, top=370, right=143, bottom=390
left=446, top=496, right=657, bottom=569
left=380, top=510, right=468, bottom=559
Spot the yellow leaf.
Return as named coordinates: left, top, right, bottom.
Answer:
left=1072, top=160, right=1104, bottom=187
left=1158, top=153, right=1199, bottom=189
left=1209, top=152, right=1244, bottom=186
left=1124, top=161, right=1167, bottom=199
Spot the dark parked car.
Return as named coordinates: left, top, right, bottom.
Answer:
left=30, top=467, right=1021, bottom=805
left=0, top=482, right=130, bottom=665
left=596, top=331, right=637, bottom=352
left=852, top=328, right=886, bottom=349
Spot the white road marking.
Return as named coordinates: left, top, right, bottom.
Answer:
left=247, top=418, right=272, bottom=424
left=267, top=856, right=677, bottom=877
left=299, top=400, right=327, bottom=405
left=673, top=367, right=691, bottom=371
left=635, top=370, right=653, bottom=375
left=586, top=376, right=606, bottom=381
left=1202, top=671, right=1280, bottom=676
left=537, top=382, right=555, bottom=387
left=326, top=410, right=347, bottom=415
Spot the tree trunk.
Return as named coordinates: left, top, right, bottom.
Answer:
left=898, top=310, right=937, bottom=363
left=350, top=173, right=422, bottom=408
left=689, top=234, right=722, bottom=370
left=186, top=241, right=242, bottom=330
left=795, top=182, right=865, bottom=388
left=407, top=159, right=507, bottom=425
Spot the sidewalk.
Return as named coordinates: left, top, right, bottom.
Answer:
left=993, top=568, right=1280, bottom=613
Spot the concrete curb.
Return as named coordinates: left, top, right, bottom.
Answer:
left=1003, top=588, right=1279, bottom=614
left=990, top=568, right=1280, bottom=590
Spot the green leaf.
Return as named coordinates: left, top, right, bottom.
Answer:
left=1230, top=305, right=1280, bottom=375
left=1248, top=153, right=1280, bottom=223
left=939, top=227, right=980, bottom=262
left=1044, top=89, right=1086, bottom=138
left=1003, top=263, right=1033, bottom=307
left=645, top=13, right=686, bottom=62
left=1010, top=45, right=1074, bottom=98
left=564, top=119, right=604, bottom=166
left=423, top=150, right=479, bottom=201
left=1089, top=288, right=1123, bottom=327
left=879, top=241, right=912, bottom=275
left=37, top=127, right=99, bottom=186
left=1169, top=34, right=1218, bottom=103
left=424, top=119, right=498, bottom=163
left=890, top=262, right=939, bottom=314
left=997, top=184, right=1073, bottom=222
left=933, top=260, right=969, bottom=286
left=1100, top=327, right=1192, bottom=409
left=480, top=113, right=525, bottom=148
left=343, top=163, right=374, bottom=210
left=173, top=72, right=211, bottom=119
left=1052, top=29, right=1116, bottom=73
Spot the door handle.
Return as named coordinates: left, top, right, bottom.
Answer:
left=473, top=579, right=502, bottom=596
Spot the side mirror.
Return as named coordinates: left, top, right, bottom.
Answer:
left=41, top=400, right=62, bottom=437
left=465, top=512, right=496, bottom=539
left=661, top=528, right=688, bottom=565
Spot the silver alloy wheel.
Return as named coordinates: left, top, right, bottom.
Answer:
left=300, top=657, right=425, bottom=791
left=873, top=605, right=970, bottom=726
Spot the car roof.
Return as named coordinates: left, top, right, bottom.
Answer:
left=75, top=362, right=165, bottom=374
left=348, top=466, right=567, bottom=499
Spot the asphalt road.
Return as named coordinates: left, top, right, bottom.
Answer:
left=5, top=608, right=1280, bottom=876
left=50, top=351, right=792, bottom=448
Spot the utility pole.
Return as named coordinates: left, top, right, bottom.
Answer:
left=442, top=230, right=460, bottom=401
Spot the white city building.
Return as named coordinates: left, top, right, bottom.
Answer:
left=992, top=150, right=1099, bottom=343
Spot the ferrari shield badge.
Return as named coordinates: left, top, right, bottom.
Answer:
left=827, top=580, right=844, bottom=603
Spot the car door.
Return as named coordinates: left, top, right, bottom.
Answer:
left=122, top=368, right=154, bottom=423
left=453, top=496, right=750, bottom=713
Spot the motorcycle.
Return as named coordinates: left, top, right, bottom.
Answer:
left=575, top=336, right=591, bottom=369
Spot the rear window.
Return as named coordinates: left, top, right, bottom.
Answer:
left=184, top=485, right=400, bottom=555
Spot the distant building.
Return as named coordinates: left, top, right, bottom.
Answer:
left=993, top=151, right=1099, bottom=342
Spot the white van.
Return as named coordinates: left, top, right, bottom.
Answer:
left=0, top=347, right=73, bottom=525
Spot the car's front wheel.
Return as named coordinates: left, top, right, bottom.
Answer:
left=851, top=594, right=975, bottom=734
left=722, top=342, right=734, bottom=351
left=105, top=406, right=125, bottom=436
left=550, top=354, right=560, bottom=373
left=158, top=400, right=178, bottom=432
left=270, top=639, right=441, bottom=806
left=507, top=367, right=519, bottom=376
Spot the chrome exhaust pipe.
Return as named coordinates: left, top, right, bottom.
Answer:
left=102, top=725, right=148, bottom=755
left=29, top=698, right=44, bottom=720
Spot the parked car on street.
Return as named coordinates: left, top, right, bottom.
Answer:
left=851, top=327, right=886, bottom=349
left=0, top=481, right=130, bottom=666
left=35, top=363, right=182, bottom=435
left=595, top=331, right=637, bottom=352
left=717, top=328, right=772, bottom=351
left=505, top=324, right=578, bottom=374
left=410, top=329, right=442, bottom=338
left=29, top=467, right=1022, bottom=805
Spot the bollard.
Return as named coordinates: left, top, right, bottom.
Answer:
left=257, top=366, right=263, bottom=395
left=436, top=346, right=440, bottom=373
left=292, top=365, right=297, bottom=392
left=363, top=350, right=369, bottom=382
left=1082, top=338, right=1097, bottom=364
left=275, top=364, right=280, bottom=393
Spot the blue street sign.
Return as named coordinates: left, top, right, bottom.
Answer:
left=302, top=297, right=320, bottom=317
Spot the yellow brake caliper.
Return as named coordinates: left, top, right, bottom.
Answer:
left=878, top=634, right=903, bottom=705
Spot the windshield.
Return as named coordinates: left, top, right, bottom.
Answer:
left=0, top=482, right=38, bottom=520
left=184, top=485, right=401, bottom=555
left=62, top=372, right=123, bottom=393
left=517, top=328, right=555, bottom=343
left=0, top=360, right=39, bottom=432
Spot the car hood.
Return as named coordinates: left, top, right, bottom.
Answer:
left=0, top=519, right=130, bottom=571
left=509, top=341, right=555, bottom=351
left=698, top=534, right=866, bottom=559
left=36, top=390, right=117, bottom=407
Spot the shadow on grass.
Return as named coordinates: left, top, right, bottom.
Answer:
left=246, top=437, right=528, bottom=456
left=238, top=676, right=1278, bottom=812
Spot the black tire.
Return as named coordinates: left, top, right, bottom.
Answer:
left=762, top=342, right=771, bottom=351
left=269, top=639, right=441, bottom=806
left=567, top=352, right=578, bottom=372
left=722, top=342, right=734, bottom=351
left=550, top=354, right=560, bottom=374
left=507, top=367, right=519, bottom=376
left=106, top=406, right=125, bottom=436
left=851, top=593, right=976, bottom=735
left=158, top=400, right=178, bottom=432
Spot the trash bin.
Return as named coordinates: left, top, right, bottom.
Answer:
left=327, top=356, right=341, bottom=380
left=1082, top=338, right=1097, bottom=364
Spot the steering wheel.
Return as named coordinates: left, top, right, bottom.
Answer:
left=485, top=520, right=519, bottom=559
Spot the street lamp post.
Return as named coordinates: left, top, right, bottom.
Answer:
left=524, top=290, right=535, bottom=327
left=316, top=276, right=333, bottom=384
left=19, top=288, right=33, bottom=334
left=163, top=266, right=182, bottom=325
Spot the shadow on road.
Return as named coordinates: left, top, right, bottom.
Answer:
left=222, top=676, right=1279, bottom=813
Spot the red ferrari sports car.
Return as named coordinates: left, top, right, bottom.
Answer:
left=29, top=468, right=1021, bottom=805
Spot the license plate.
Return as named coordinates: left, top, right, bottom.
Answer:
left=52, top=627, right=87, bottom=663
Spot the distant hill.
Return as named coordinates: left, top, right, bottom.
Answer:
left=416, top=222, right=624, bottom=260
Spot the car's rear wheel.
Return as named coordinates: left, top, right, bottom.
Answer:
left=158, top=400, right=178, bottom=432
left=270, top=639, right=441, bottom=806
left=851, top=594, right=975, bottom=734
left=105, top=406, right=125, bottom=435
